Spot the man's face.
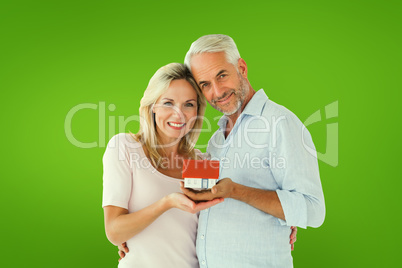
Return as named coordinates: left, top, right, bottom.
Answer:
left=190, top=52, right=248, bottom=115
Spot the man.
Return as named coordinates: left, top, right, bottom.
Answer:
left=179, top=34, right=325, bottom=267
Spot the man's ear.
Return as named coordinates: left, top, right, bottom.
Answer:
left=237, top=58, right=248, bottom=78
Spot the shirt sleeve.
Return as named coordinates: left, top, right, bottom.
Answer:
left=271, top=114, right=325, bottom=228
left=102, top=133, right=133, bottom=209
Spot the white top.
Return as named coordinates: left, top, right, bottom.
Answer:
left=102, top=133, right=199, bottom=268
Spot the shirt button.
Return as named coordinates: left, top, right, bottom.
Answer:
left=201, top=260, right=206, bottom=265
left=200, top=234, right=205, bottom=239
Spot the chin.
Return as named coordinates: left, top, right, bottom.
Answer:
left=171, top=132, right=188, bottom=141
left=222, top=101, right=242, bottom=116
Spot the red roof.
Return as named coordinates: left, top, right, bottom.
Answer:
left=182, top=159, right=220, bottom=179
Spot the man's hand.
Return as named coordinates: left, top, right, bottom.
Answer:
left=180, top=178, right=235, bottom=201
left=118, top=242, right=129, bottom=262
left=290, top=226, right=297, bottom=251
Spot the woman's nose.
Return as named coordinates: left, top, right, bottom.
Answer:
left=171, top=105, right=185, bottom=120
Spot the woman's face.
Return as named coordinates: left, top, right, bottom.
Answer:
left=153, top=79, right=198, bottom=146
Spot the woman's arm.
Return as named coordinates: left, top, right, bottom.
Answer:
left=104, top=193, right=223, bottom=246
left=104, top=196, right=169, bottom=246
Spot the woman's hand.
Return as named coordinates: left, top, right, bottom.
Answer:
left=167, top=192, right=224, bottom=214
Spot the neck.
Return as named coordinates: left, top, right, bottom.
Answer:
left=226, top=86, right=256, bottom=128
left=160, top=146, right=180, bottom=158
left=156, top=134, right=181, bottom=157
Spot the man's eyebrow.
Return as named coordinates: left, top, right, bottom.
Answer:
left=198, top=80, right=207, bottom=86
left=198, top=70, right=227, bottom=86
left=216, top=70, right=227, bottom=77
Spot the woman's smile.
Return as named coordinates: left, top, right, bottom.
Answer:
left=168, top=121, right=186, bottom=129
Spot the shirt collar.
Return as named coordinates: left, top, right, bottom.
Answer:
left=217, top=89, right=268, bottom=128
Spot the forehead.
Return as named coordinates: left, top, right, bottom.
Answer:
left=159, top=79, right=197, bottom=99
left=190, top=52, right=235, bottom=82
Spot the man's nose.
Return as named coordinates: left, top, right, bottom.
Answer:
left=211, top=81, right=223, bottom=97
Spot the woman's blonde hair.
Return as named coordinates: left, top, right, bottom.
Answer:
left=132, top=63, right=206, bottom=168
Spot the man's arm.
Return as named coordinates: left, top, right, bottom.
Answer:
left=181, top=178, right=285, bottom=220
left=183, top=113, right=325, bottom=228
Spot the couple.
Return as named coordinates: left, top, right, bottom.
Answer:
left=102, top=34, right=325, bottom=267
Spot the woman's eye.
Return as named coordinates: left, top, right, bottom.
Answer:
left=185, top=103, right=195, bottom=107
left=163, top=102, right=173, bottom=106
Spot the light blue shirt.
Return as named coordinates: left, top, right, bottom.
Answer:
left=196, top=89, right=325, bottom=268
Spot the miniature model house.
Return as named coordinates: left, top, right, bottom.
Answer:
left=182, top=159, right=220, bottom=190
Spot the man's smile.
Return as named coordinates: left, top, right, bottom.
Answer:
left=215, top=91, right=234, bottom=105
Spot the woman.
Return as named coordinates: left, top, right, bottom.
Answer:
left=102, top=63, right=223, bottom=267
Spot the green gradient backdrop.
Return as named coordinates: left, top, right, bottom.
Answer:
left=1, top=0, right=400, bottom=267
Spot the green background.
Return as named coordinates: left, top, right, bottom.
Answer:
left=1, top=0, right=400, bottom=267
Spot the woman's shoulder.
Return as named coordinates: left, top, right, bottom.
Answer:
left=107, top=133, right=143, bottom=151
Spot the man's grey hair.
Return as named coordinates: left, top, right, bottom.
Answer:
left=184, top=34, right=241, bottom=71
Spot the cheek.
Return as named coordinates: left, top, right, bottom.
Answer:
left=204, top=92, right=213, bottom=102
left=154, top=114, right=163, bottom=128
left=154, top=109, right=170, bottom=124
left=185, top=110, right=198, bottom=126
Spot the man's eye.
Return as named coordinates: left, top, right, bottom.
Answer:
left=201, top=83, right=210, bottom=90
